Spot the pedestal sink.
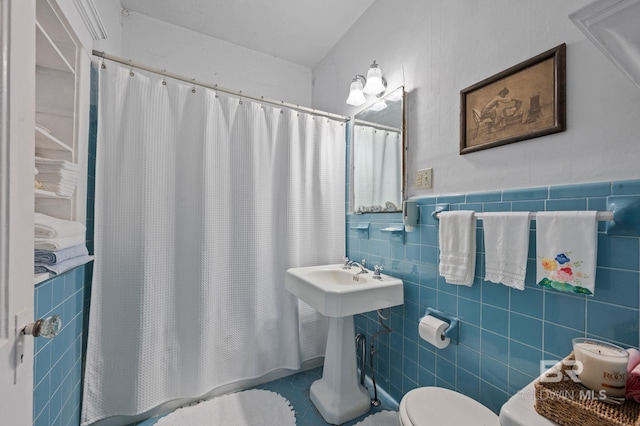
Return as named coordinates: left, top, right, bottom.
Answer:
left=285, top=264, right=403, bottom=424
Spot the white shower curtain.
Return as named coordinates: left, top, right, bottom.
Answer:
left=353, top=125, right=401, bottom=211
left=81, top=63, right=345, bottom=425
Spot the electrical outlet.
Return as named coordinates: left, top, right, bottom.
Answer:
left=416, top=168, right=433, bottom=189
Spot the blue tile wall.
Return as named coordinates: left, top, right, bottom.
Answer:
left=348, top=180, right=640, bottom=414
left=33, top=266, right=89, bottom=426
left=33, top=63, right=98, bottom=426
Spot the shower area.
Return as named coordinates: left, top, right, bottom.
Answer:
left=80, top=58, right=348, bottom=425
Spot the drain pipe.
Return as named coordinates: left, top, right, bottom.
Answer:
left=355, top=333, right=366, bottom=386
left=369, top=308, right=392, bottom=407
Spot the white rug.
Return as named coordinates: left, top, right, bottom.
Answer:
left=354, top=410, right=400, bottom=426
left=155, top=389, right=296, bottom=425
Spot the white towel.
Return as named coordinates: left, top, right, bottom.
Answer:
left=483, top=212, right=531, bottom=290
left=35, top=233, right=86, bottom=251
left=34, top=254, right=92, bottom=275
left=536, top=211, right=598, bottom=295
left=438, top=211, right=477, bottom=286
left=35, top=156, right=81, bottom=171
left=35, top=212, right=86, bottom=238
left=35, top=244, right=89, bottom=264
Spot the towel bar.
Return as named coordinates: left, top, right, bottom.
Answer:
left=432, top=210, right=614, bottom=221
left=420, top=195, right=640, bottom=236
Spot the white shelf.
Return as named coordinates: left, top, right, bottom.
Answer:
left=33, top=0, right=88, bottom=286
left=570, top=0, right=640, bottom=89
left=35, top=189, right=70, bottom=200
left=35, top=125, right=72, bottom=152
left=36, top=107, right=74, bottom=119
left=34, top=273, right=52, bottom=285
left=36, top=0, right=77, bottom=70
left=35, top=22, right=75, bottom=74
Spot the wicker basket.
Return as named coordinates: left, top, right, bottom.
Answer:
left=534, top=353, right=640, bottom=426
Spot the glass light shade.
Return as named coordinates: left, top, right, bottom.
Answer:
left=369, top=100, right=387, bottom=111
left=363, top=62, right=385, bottom=95
left=346, top=78, right=367, bottom=106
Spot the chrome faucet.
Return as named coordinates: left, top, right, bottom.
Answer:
left=342, top=256, right=350, bottom=269
left=348, top=259, right=368, bottom=274
left=372, top=265, right=383, bottom=280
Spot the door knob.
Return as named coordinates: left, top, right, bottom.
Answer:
left=23, top=315, right=61, bottom=338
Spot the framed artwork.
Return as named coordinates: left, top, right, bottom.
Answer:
left=460, top=43, right=566, bottom=154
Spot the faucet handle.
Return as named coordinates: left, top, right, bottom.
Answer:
left=342, top=256, right=350, bottom=269
left=373, top=265, right=383, bottom=279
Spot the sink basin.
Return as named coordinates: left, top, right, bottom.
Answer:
left=285, top=264, right=404, bottom=317
left=285, top=263, right=404, bottom=424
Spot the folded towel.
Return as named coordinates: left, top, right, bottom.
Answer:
left=438, top=211, right=477, bottom=286
left=34, top=254, right=92, bottom=275
left=35, top=244, right=88, bottom=264
left=39, top=184, right=77, bottom=198
left=35, top=233, right=85, bottom=251
left=36, top=172, right=80, bottom=184
left=536, top=211, right=598, bottom=295
left=483, top=212, right=531, bottom=290
left=35, top=213, right=86, bottom=239
left=627, top=348, right=640, bottom=402
left=35, top=156, right=81, bottom=171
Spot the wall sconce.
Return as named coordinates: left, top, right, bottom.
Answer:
left=346, top=60, right=388, bottom=106
left=346, top=75, right=367, bottom=106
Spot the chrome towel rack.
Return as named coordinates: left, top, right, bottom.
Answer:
left=419, top=195, right=640, bottom=237
left=431, top=209, right=614, bottom=221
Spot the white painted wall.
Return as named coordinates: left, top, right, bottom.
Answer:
left=119, top=11, right=312, bottom=106
left=92, top=0, right=123, bottom=55
left=313, top=0, right=640, bottom=196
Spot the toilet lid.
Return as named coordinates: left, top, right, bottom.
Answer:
left=403, top=387, right=499, bottom=425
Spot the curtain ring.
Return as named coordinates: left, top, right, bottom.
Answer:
left=191, top=78, right=196, bottom=93
left=161, top=69, right=167, bottom=86
left=128, top=60, right=134, bottom=77
left=238, top=90, right=243, bottom=105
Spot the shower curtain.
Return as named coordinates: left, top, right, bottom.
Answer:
left=81, top=62, right=345, bottom=425
left=353, top=125, right=401, bottom=211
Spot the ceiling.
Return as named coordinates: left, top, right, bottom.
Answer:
left=119, top=0, right=376, bottom=69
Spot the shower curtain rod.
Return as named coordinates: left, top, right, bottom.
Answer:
left=353, top=118, right=401, bottom=133
left=92, top=50, right=351, bottom=123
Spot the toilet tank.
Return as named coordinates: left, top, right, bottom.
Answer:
left=499, top=381, right=558, bottom=425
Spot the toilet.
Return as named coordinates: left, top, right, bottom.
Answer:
left=399, top=387, right=500, bottom=425
left=499, top=380, right=559, bottom=425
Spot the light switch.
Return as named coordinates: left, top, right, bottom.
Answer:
left=416, top=168, right=433, bottom=189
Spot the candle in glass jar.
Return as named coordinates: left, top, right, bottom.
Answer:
left=572, top=338, right=628, bottom=398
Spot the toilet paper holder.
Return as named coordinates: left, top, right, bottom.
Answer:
left=422, top=307, right=459, bottom=345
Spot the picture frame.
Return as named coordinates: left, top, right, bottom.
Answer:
left=460, top=43, right=566, bottom=154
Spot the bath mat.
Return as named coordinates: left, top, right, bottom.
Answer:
left=354, top=410, right=400, bottom=426
left=155, top=389, right=296, bottom=425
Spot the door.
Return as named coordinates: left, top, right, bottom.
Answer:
left=0, top=0, right=36, bottom=424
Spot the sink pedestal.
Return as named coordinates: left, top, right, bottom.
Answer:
left=310, top=315, right=371, bottom=424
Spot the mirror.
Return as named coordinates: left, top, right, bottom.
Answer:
left=351, top=86, right=405, bottom=214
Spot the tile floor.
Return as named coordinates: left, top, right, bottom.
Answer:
left=135, top=367, right=398, bottom=425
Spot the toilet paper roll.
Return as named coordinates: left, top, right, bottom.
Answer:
left=419, top=315, right=450, bottom=349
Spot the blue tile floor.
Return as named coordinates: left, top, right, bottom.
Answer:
left=136, top=367, right=398, bottom=425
